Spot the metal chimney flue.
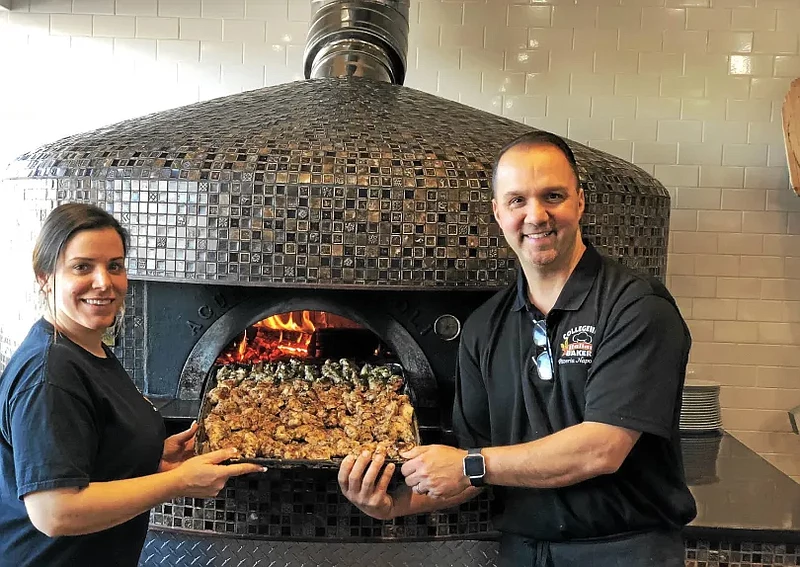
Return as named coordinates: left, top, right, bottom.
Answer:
left=304, top=0, right=409, bottom=84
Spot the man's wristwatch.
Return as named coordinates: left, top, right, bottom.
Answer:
left=463, top=448, right=486, bottom=487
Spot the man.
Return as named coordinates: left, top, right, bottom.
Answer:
left=338, top=131, right=696, bottom=566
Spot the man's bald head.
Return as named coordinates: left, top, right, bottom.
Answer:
left=491, top=131, right=580, bottom=195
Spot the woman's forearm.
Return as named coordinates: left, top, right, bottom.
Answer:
left=24, top=469, right=184, bottom=537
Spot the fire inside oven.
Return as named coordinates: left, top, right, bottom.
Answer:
left=198, top=310, right=419, bottom=464
left=215, top=311, right=394, bottom=365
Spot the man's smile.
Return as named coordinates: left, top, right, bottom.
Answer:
left=523, top=230, right=556, bottom=240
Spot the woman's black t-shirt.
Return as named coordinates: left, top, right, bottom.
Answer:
left=0, top=318, right=166, bottom=567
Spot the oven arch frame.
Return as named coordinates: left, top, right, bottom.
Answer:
left=178, top=294, right=440, bottom=421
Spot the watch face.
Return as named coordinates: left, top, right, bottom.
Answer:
left=464, top=454, right=485, bottom=477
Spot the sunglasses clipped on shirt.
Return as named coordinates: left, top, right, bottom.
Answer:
left=531, top=319, right=553, bottom=381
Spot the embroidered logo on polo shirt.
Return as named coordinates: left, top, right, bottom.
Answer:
left=559, top=325, right=595, bottom=365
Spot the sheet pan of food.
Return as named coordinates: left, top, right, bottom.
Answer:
left=195, top=358, right=420, bottom=468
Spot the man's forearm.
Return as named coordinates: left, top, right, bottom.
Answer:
left=482, top=421, right=639, bottom=489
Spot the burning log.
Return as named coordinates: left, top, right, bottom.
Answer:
left=215, top=311, right=388, bottom=365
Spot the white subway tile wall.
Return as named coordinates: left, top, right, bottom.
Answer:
left=0, top=0, right=798, bottom=481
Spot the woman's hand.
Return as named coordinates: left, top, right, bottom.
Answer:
left=174, top=448, right=265, bottom=498
left=338, top=451, right=396, bottom=520
left=159, top=421, right=198, bottom=472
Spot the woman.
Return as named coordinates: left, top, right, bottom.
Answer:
left=0, top=203, right=263, bottom=567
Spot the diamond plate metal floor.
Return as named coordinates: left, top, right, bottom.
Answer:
left=140, top=530, right=500, bottom=566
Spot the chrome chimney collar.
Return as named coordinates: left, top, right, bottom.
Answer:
left=304, top=0, right=409, bottom=84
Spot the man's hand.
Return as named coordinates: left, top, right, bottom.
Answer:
left=338, top=450, right=397, bottom=520
left=159, top=421, right=198, bottom=472
left=400, top=445, right=470, bottom=498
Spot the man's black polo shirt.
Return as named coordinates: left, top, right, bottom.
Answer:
left=453, top=241, right=697, bottom=542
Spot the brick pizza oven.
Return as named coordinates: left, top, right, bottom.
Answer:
left=0, top=1, right=671, bottom=565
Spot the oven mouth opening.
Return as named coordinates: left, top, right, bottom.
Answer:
left=176, top=293, right=443, bottom=439
left=199, top=310, right=420, bottom=464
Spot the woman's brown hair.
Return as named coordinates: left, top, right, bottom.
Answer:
left=32, top=202, right=129, bottom=284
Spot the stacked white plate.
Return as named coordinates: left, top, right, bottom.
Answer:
left=680, top=380, right=722, bottom=433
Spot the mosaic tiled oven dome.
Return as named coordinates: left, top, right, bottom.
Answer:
left=1, top=77, right=669, bottom=290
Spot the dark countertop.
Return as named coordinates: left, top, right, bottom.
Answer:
left=683, top=432, right=800, bottom=543
left=155, top=399, right=800, bottom=543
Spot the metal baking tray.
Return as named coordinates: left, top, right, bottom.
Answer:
left=195, top=360, right=420, bottom=470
